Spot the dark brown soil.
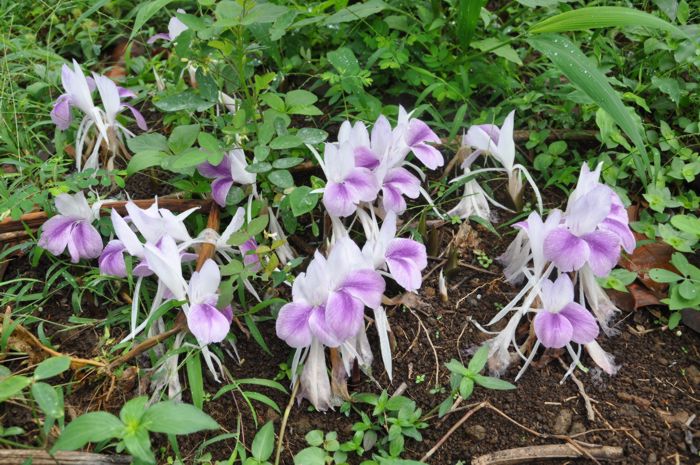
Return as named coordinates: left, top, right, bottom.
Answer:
left=1, top=189, right=698, bottom=465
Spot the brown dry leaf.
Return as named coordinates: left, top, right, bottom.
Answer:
left=620, top=237, right=675, bottom=294
left=628, top=283, right=662, bottom=309
left=382, top=292, right=423, bottom=308
left=453, top=221, right=481, bottom=251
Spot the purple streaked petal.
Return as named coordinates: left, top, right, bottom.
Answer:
left=410, top=142, right=443, bottom=170
left=371, top=114, right=392, bottom=158
left=276, top=302, right=313, bottom=348
left=382, top=184, right=407, bottom=214
left=187, top=303, right=231, bottom=345
left=99, top=240, right=127, bottom=277
left=326, top=290, right=365, bottom=343
left=198, top=157, right=231, bottom=179
left=323, top=181, right=356, bottom=217
left=117, top=86, right=137, bottom=99
left=566, top=185, right=612, bottom=236
left=559, top=303, right=599, bottom=344
left=338, top=269, right=385, bottom=309
left=132, top=259, right=153, bottom=277
left=541, top=274, right=574, bottom=313
left=386, top=239, right=427, bottom=292
left=581, top=230, right=621, bottom=277
left=544, top=226, right=590, bottom=272
left=344, top=168, right=378, bottom=202
left=123, top=104, right=148, bottom=131
left=66, top=221, right=103, bottom=263
left=147, top=33, right=172, bottom=44
left=239, top=238, right=261, bottom=271
left=38, top=216, right=76, bottom=256
left=308, top=305, right=342, bottom=347
left=221, top=305, right=233, bottom=324
left=406, top=119, right=439, bottom=146
left=354, top=147, right=380, bottom=169
left=384, top=167, right=420, bottom=198
left=534, top=311, right=573, bottom=349
left=600, top=218, right=635, bottom=254
left=50, top=94, right=72, bottom=130
left=211, top=177, right=234, bottom=207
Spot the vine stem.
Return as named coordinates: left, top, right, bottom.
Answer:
left=274, top=379, right=300, bottom=465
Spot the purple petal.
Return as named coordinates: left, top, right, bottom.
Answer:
left=581, top=230, right=621, bottom=277
left=354, top=147, right=380, bottom=169
left=411, top=142, right=443, bottom=170
left=187, top=303, right=231, bottom=345
left=66, top=221, right=103, bottom=263
left=544, top=227, right=590, bottom=272
left=308, top=305, right=342, bottom=347
left=382, top=184, right=407, bottom=214
left=221, top=305, right=233, bottom=324
left=132, top=259, right=153, bottom=277
left=344, top=168, right=378, bottom=202
left=406, top=119, right=440, bottom=146
left=198, top=156, right=231, bottom=179
left=147, top=33, right=172, bottom=44
left=534, top=312, right=573, bottom=349
left=323, top=181, right=356, bottom=217
left=600, top=218, right=635, bottom=254
left=50, top=94, right=72, bottom=130
left=566, top=185, right=611, bottom=236
left=386, top=239, right=427, bottom=292
left=560, top=303, right=599, bottom=344
left=477, top=124, right=501, bottom=145
left=384, top=167, right=420, bottom=198
left=38, top=216, right=76, bottom=256
left=99, top=240, right=127, bottom=277
left=276, top=302, right=313, bottom=348
left=541, top=274, right=574, bottom=313
left=117, top=86, right=137, bottom=99
left=211, top=177, right=234, bottom=207
left=239, top=238, right=261, bottom=271
left=338, top=269, right=385, bottom=309
left=123, top=104, right=148, bottom=131
left=326, top=290, right=365, bottom=342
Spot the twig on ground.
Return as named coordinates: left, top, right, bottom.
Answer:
left=421, top=401, right=488, bottom=462
left=409, top=309, right=440, bottom=388
left=558, top=358, right=596, bottom=421
left=274, top=379, right=300, bottom=465
left=0, top=450, right=131, bottom=464
left=471, top=444, right=624, bottom=465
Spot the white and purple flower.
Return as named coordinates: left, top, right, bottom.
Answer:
left=147, top=9, right=188, bottom=44
left=197, top=149, right=256, bottom=207
left=38, top=192, right=103, bottom=263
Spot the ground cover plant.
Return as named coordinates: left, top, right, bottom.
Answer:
left=1, top=0, right=699, bottom=464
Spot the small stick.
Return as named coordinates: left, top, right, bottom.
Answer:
left=274, top=379, right=300, bottom=465
left=409, top=309, right=440, bottom=388
left=421, top=402, right=488, bottom=462
left=558, top=358, right=596, bottom=421
left=0, top=450, right=131, bottom=464
left=471, top=444, right=624, bottom=465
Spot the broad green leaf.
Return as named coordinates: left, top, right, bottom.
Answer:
left=297, top=128, right=328, bottom=144
left=131, top=0, right=176, bottom=40
left=142, top=401, right=219, bottom=434
left=32, top=383, right=63, bottom=418
left=305, top=430, right=324, bottom=447
left=285, top=90, right=317, bottom=108
left=251, top=421, right=275, bottom=461
left=155, top=92, right=214, bottom=112
left=123, top=427, right=155, bottom=464
left=165, top=148, right=209, bottom=171
left=467, top=344, right=489, bottom=373
left=270, top=135, right=303, bottom=150
left=241, top=3, right=289, bottom=25
left=168, top=124, right=200, bottom=153
left=0, top=376, right=31, bottom=402
left=324, top=0, right=387, bottom=25
left=456, top=0, right=487, bottom=49
left=247, top=215, right=269, bottom=237
left=288, top=186, right=319, bottom=216
left=126, top=133, right=169, bottom=153
left=470, top=38, right=522, bottom=65
left=671, top=215, right=700, bottom=236
left=649, top=268, right=682, bottom=283
left=444, top=359, right=469, bottom=377
left=530, top=6, right=689, bottom=38
left=51, top=412, right=124, bottom=452
left=293, top=446, right=326, bottom=465
left=327, top=47, right=360, bottom=75
left=273, top=157, right=303, bottom=169
left=120, top=396, right=148, bottom=425
left=268, top=170, right=294, bottom=189
left=472, top=374, right=516, bottom=390
left=459, top=377, right=474, bottom=399
left=186, top=353, right=204, bottom=410
left=127, top=151, right=168, bottom=175
left=527, top=34, right=649, bottom=183
left=34, top=356, right=70, bottom=380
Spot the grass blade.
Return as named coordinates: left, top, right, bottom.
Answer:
left=530, top=6, right=690, bottom=38
left=528, top=34, right=649, bottom=183
left=456, top=0, right=487, bottom=49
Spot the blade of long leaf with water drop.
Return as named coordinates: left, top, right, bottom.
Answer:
left=528, top=34, right=650, bottom=183
left=530, top=6, right=690, bottom=39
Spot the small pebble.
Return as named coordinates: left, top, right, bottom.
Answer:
left=647, top=452, right=657, bottom=463
left=465, top=425, right=486, bottom=441
left=552, top=409, right=573, bottom=435
left=686, top=365, right=700, bottom=387
left=569, top=421, right=586, bottom=436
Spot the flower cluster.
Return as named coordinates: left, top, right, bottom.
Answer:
left=273, top=107, right=435, bottom=410
left=51, top=61, right=147, bottom=172
left=483, top=162, right=635, bottom=380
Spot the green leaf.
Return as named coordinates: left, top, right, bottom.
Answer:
left=459, top=377, right=474, bottom=399
left=285, top=90, right=318, bottom=108
left=168, top=125, right=200, bottom=153
left=120, top=396, right=148, bottom=426
left=155, top=92, right=214, bottom=112
left=32, top=382, right=63, bottom=418
left=678, top=280, right=698, bottom=301
left=251, top=421, right=275, bottom=461
left=270, top=135, right=303, bottom=150
left=293, top=446, right=326, bottom=465
left=530, top=6, right=689, bottom=38
left=261, top=94, right=286, bottom=112
left=131, top=0, right=176, bottom=40
left=123, top=427, right=155, bottom=464
left=297, top=128, right=328, bottom=144
left=34, top=356, right=70, bottom=380
left=142, top=401, right=218, bottom=435
left=305, top=430, right=324, bottom=447
left=247, top=215, right=270, bottom=237
left=470, top=38, right=522, bottom=65
left=327, top=47, right=360, bottom=75
left=127, top=151, right=168, bottom=175
left=472, top=374, right=516, bottom=390
left=671, top=215, right=700, bottom=237
left=247, top=162, right=273, bottom=173
left=324, top=0, right=387, bottom=25
left=668, top=311, right=682, bottom=329
left=165, top=148, right=209, bottom=172
left=456, top=0, right=487, bottom=49
left=288, top=186, right=319, bottom=216
left=467, top=345, right=489, bottom=373
left=527, top=34, right=648, bottom=183
left=0, top=375, right=31, bottom=402
left=186, top=353, right=204, bottom=410
left=444, top=359, right=469, bottom=377
left=51, top=412, right=124, bottom=452
left=268, top=170, right=294, bottom=189
left=273, top=157, right=304, bottom=169
left=126, top=133, right=169, bottom=153
left=241, top=3, right=289, bottom=25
